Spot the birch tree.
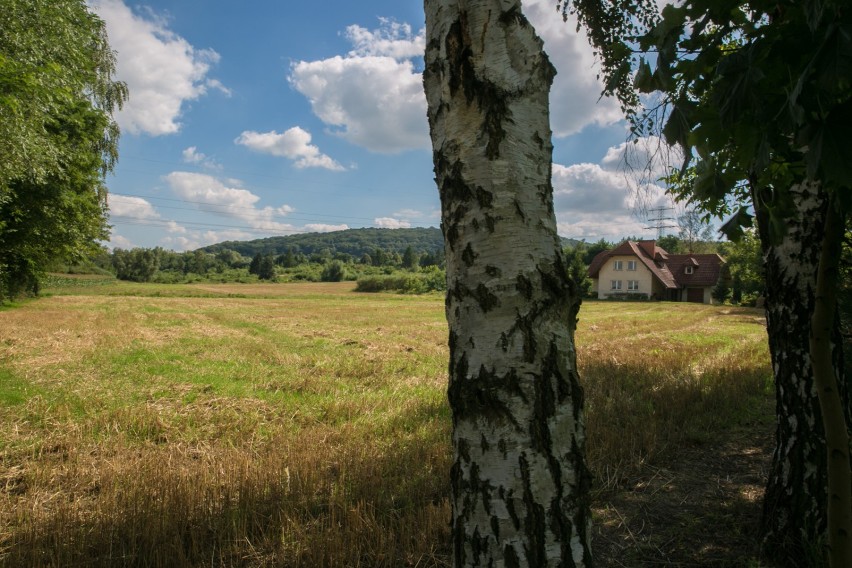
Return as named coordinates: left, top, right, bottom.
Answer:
left=563, top=0, right=852, bottom=564
left=423, top=1, right=592, bottom=565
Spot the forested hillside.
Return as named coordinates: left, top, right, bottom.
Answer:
left=199, top=227, right=445, bottom=258
left=200, top=227, right=581, bottom=259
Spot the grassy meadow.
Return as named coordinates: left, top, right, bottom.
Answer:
left=0, top=279, right=772, bottom=567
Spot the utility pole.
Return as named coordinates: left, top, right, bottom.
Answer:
left=643, top=206, right=677, bottom=239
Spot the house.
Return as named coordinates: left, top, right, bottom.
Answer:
left=587, top=240, right=725, bottom=304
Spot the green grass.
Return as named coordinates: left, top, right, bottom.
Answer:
left=0, top=281, right=772, bottom=567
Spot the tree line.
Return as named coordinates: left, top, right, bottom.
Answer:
left=81, top=244, right=445, bottom=286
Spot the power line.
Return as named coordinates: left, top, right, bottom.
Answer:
left=109, top=215, right=336, bottom=236
left=110, top=192, right=378, bottom=225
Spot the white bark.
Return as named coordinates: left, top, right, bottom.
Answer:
left=424, top=1, right=592, bottom=566
left=756, top=181, right=852, bottom=563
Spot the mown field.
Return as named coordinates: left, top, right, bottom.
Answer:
left=0, top=279, right=772, bottom=567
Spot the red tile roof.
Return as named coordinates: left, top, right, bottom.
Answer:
left=588, top=240, right=724, bottom=290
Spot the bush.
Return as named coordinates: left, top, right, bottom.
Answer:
left=321, top=261, right=347, bottom=282
left=355, top=269, right=446, bottom=294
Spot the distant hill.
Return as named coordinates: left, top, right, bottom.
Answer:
left=199, top=227, right=584, bottom=259
left=199, top=227, right=445, bottom=259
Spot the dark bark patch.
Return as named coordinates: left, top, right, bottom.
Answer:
left=519, top=453, right=548, bottom=565
left=445, top=13, right=474, bottom=102
left=485, top=213, right=497, bottom=233
left=443, top=12, right=512, bottom=160
left=498, top=5, right=529, bottom=28
left=504, top=543, right=521, bottom=568
left=514, top=199, right=526, bottom=221
left=500, top=331, right=509, bottom=352
left=449, top=366, right=525, bottom=430
left=435, top=156, right=474, bottom=252
left=505, top=487, right=521, bottom=529
left=462, top=243, right=478, bottom=267
left=475, top=186, right=494, bottom=209
left=491, top=515, right=501, bottom=546
left=485, top=265, right=501, bottom=278
left=474, top=282, right=501, bottom=312
left=516, top=274, right=533, bottom=300
left=457, top=438, right=471, bottom=464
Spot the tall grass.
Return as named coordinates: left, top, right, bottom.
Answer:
left=0, top=282, right=771, bottom=566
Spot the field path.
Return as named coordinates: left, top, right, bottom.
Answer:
left=592, top=408, right=774, bottom=567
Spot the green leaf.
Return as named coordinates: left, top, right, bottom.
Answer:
left=719, top=208, right=754, bottom=242
left=662, top=103, right=692, bottom=151
left=634, top=58, right=656, bottom=93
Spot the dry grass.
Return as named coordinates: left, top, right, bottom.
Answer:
left=0, top=283, right=771, bottom=567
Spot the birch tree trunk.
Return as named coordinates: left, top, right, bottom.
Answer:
left=754, top=181, right=852, bottom=565
left=424, top=1, right=592, bottom=566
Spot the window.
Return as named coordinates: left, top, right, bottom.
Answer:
left=685, top=266, right=694, bottom=275
left=611, top=280, right=622, bottom=290
left=628, top=280, right=639, bottom=291
left=627, top=260, right=637, bottom=271
left=613, top=260, right=623, bottom=271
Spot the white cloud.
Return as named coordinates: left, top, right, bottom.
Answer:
left=289, top=8, right=625, bottom=154
left=304, top=223, right=350, bottom=233
left=345, top=18, right=425, bottom=59
left=108, top=194, right=160, bottom=219
left=182, top=146, right=222, bottom=170
left=521, top=0, right=623, bottom=137
left=91, top=0, right=224, bottom=136
left=289, top=18, right=428, bottom=154
left=107, top=233, right=134, bottom=250
left=160, top=229, right=253, bottom=252
left=374, top=217, right=412, bottom=229
left=552, top=138, right=674, bottom=241
left=164, top=220, right=188, bottom=234
left=164, top=172, right=297, bottom=232
left=235, top=127, right=345, bottom=171
left=393, top=208, right=427, bottom=220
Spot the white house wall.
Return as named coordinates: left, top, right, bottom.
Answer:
left=596, top=255, right=656, bottom=299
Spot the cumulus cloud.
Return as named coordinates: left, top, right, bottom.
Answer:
left=393, top=209, right=428, bottom=220
left=107, top=233, right=134, bottom=250
left=91, top=0, right=224, bottom=136
left=521, top=0, right=623, bottom=137
left=235, top=127, right=345, bottom=171
left=345, top=18, right=425, bottom=59
left=304, top=223, right=350, bottom=233
left=552, top=137, right=674, bottom=241
left=288, top=5, right=625, bottom=154
left=108, top=194, right=160, bottom=219
left=182, top=146, right=222, bottom=170
left=164, top=172, right=297, bottom=232
left=289, top=19, right=428, bottom=154
left=160, top=229, right=253, bottom=252
left=374, top=217, right=412, bottom=229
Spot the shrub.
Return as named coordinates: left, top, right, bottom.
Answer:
left=355, top=269, right=446, bottom=294
left=321, top=261, right=347, bottom=282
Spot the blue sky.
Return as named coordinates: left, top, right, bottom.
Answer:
left=91, top=0, right=679, bottom=252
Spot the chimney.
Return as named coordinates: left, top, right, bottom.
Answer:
left=639, top=240, right=656, bottom=258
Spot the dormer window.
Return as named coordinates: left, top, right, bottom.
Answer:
left=685, top=266, right=694, bottom=275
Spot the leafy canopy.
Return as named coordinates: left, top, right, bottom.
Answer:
left=0, top=0, right=127, bottom=299
left=564, top=0, right=852, bottom=239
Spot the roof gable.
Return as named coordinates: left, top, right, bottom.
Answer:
left=588, top=241, right=724, bottom=289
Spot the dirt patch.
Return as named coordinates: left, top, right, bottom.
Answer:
left=593, top=421, right=774, bottom=567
